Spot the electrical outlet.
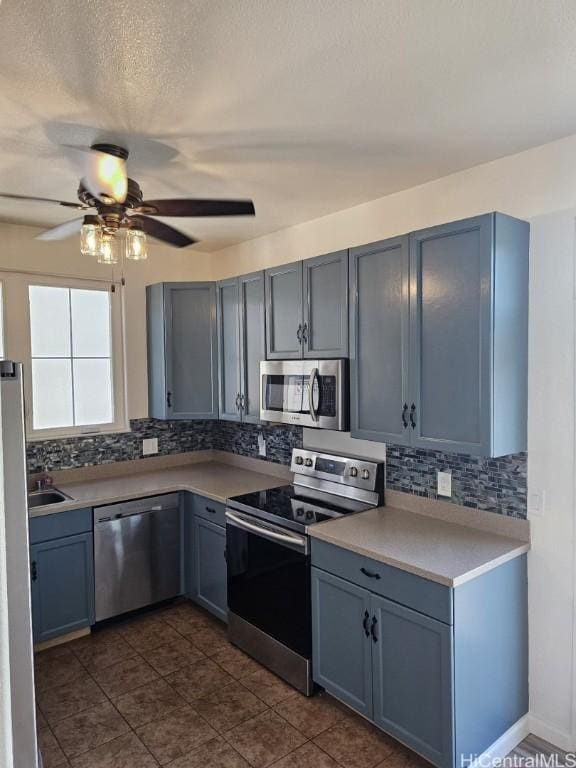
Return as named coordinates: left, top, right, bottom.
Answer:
left=257, top=432, right=266, bottom=457
left=529, top=490, right=545, bottom=517
left=142, top=438, right=159, bottom=456
left=437, top=471, right=452, bottom=497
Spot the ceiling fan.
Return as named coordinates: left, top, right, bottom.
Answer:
left=0, top=143, right=255, bottom=263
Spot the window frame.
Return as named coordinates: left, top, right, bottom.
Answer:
left=1, top=272, right=128, bottom=441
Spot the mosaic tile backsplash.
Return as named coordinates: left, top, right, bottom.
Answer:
left=26, top=420, right=527, bottom=518
left=385, top=445, right=527, bottom=518
left=26, top=419, right=302, bottom=474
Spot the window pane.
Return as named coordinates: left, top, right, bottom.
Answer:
left=29, top=286, right=71, bottom=357
left=31, top=359, right=73, bottom=429
left=71, top=289, right=111, bottom=357
left=73, top=358, right=113, bottom=425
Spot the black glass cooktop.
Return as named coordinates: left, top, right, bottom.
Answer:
left=227, top=484, right=367, bottom=533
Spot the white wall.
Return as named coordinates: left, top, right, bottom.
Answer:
left=0, top=223, right=212, bottom=419
left=212, top=132, right=576, bottom=279
left=526, top=209, right=576, bottom=750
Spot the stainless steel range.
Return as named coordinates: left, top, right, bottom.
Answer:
left=225, top=448, right=385, bottom=695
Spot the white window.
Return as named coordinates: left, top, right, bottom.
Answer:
left=0, top=272, right=127, bottom=439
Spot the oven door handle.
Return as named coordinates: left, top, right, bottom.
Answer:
left=225, top=509, right=309, bottom=552
left=308, top=367, right=319, bottom=422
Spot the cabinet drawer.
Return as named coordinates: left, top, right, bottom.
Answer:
left=191, top=495, right=226, bottom=527
left=311, top=539, right=453, bottom=625
left=29, top=508, right=92, bottom=544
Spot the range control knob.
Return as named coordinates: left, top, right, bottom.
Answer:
left=350, top=467, right=358, bottom=478
left=296, top=507, right=304, bottom=517
left=295, top=455, right=304, bottom=465
left=361, top=469, right=370, bottom=480
left=305, top=458, right=313, bottom=467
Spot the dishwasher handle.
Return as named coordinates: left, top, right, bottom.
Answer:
left=94, top=494, right=180, bottom=525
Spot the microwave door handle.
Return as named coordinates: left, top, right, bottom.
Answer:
left=225, top=510, right=308, bottom=550
left=308, top=367, right=319, bottom=422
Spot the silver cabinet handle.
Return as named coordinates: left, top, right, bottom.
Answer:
left=296, top=324, right=302, bottom=344
left=308, top=367, right=319, bottom=422
left=235, top=393, right=241, bottom=411
left=302, top=323, right=308, bottom=344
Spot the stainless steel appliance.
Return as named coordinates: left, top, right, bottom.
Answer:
left=0, top=362, right=38, bottom=768
left=259, top=359, right=348, bottom=430
left=226, top=448, right=384, bottom=695
left=94, top=494, right=181, bottom=622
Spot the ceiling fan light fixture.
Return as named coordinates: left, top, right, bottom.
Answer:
left=125, top=228, right=148, bottom=261
left=97, top=233, right=119, bottom=265
left=80, top=215, right=103, bottom=257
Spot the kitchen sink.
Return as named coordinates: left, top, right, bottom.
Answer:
left=27, top=489, right=71, bottom=508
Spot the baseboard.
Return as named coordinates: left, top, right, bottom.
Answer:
left=33, top=626, right=90, bottom=652
left=529, top=715, right=574, bottom=753
left=467, top=715, right=530, bottom=767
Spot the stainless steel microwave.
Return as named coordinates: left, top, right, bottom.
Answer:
left=260, top=359, right=348, bottom=430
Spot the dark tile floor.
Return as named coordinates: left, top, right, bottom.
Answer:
left=34, top=600, right=561, bottom=768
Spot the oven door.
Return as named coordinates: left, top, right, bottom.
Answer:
left=259, top=359, right=348, bottom=430
left=226, top=508, right=311, bottom=658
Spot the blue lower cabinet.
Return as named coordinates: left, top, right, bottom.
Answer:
left=30, top=532, right=95, bottom=644
left=312, top=551, right=528, bottom=768
left=311, top=568, right=373, bottom=718
left=193, top=516, right=227, bottom=622
left=371, top=595, right=454, bottom=768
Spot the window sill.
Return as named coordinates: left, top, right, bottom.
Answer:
left=26, top=423, right=132, bottom=443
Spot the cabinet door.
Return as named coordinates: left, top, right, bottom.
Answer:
left=165, top=283, right=219, bottom=419
left=311, top=568, right=373, bottom=718
left=409, top=215, right=492, bottom=454
left=303, top=250, right=348, bottom=358
left=349, top=237, right=410, bottom=444
left=239, top=271, right=266, bottom=423
left=265, top=262, right=303, bottom=359
left=193, top=517, right=227, bottom=622
left=30, top=533, right=94, bottom=644
left=371, top=594, right=454, bottom=768
left=217, top=278, right=242, bottom=421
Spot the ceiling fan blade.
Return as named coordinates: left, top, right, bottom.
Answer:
left=137, top=198, right=255, bottom=217
left=130, top=216, right=197, bottom=248
left=0, top=193, right=85, bottom=209
left=36, top=217, right=85, bottom=241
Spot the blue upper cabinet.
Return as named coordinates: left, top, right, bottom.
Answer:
left=217, top=271, right=265, bottom=422
left=147, top=282, right=219, bottom=420
left=409, top=214, right=528, bottom=456
left=265, top=251, right=348, bottom=359
left=349, top=237, right=410, bottom=444
left=265, top=261, right=303, bottom=359
left=350, top=214, right=528, bottom=456
left=303, top=250, right=348, bottom=358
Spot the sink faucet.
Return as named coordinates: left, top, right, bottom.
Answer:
left=35, top=473, right=54, bottom=492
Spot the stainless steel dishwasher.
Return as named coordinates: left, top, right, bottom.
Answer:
left=94, top=494, right=181, bottom=622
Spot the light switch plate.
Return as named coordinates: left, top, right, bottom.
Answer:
left=258, top=432, right=266, bottom=457
left=529, top=489, right=545, bottom=517
left=437, top=471, right=452, bottom=497
left=142, top=437, right=159, bottom=456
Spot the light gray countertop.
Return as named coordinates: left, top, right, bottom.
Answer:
left=308, top=505, right=529, bottom=587
left=29, top=460, right=286, bottom=517
left=29, top=452, right=529, bottom=587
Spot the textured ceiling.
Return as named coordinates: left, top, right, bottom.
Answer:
left=0, top=0, right=576, bottom=251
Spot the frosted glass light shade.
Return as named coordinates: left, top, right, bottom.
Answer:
left=80, top=221, right=103, bottom=257
left=97, top=234, right=119, bottom=265
left=85, top=150, right=127, bottom=204
left=126, top=228, right=148, bottom=260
